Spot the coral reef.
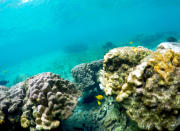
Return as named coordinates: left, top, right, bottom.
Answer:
left=62, top=96, right=139, bottom=131
left=71, top=60, right=103, bottom=105
left=62, top=60, right=140, bottom=131
left=99, top=46, right=152, bottom=101
left=100, top=43, right=180, bottom=131
left=0, top=83, right=25, bottom=128
left=0, top=72, right=80, bottom=131
left=123, top=48, right=180, bottom=131
left=21, top=72, right=80, bottom=130
left=71, top=59, right=103, bottom=92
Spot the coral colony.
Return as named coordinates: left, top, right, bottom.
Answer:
left=0, top=42, right=180, bottom=131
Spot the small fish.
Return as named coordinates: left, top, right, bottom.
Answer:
left=96, top=95, right=104, bottom=100
left=129, top=41, right=133, bottom=44
left=3, top=70, right=7, bottom=73
left=97, top=100, right=101, bottom=106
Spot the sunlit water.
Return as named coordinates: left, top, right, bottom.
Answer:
left=0, top=0, right=180, bottom=86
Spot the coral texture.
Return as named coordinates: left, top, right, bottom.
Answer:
left=0, top=83, right=25, bottom=126
left=71, top=59, right=103, bottom=92
left=62, top=96, right=139, bottom=131
left=71, top=60, right=103, bottom=105
left=62, top=60, right=139, bottom=131
left=99, top=46, right=152, bottom=101
left=100, top=43, right=180, bottom=131
left=123, top=48, right=180, bottom=131
left=0, top=72, right=80, bottom=131
left=21, top=72, right=80, bottom=130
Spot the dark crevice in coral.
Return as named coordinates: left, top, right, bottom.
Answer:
left=105, top=57, right=134, bottom=72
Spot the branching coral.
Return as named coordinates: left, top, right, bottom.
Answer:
left=99, top=46, right=152, bottom=101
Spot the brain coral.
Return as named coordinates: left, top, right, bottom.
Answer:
left=100, top=44, right=180, bottom=131
left=99, top=46, right=152, bottom=101
left=21, top=72, right=81, bottom=130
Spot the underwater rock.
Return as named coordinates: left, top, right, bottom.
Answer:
left=0, top=82, right=25, bottom=117
left=99, top=46, right=152, bottom=101
left=100, top=44, right=180, bottom=131
left=71, top=59, right=103, bottom=92
left=63, top=43, right=88, bottom=54
left=167, top=36, right=177, bottom=42
left=0, top=80, right=9, bottom=85
left=157, top=42, right=180, bottom=53
left=0, top=72, right=80, bottom=131
left=0, top=83, right=26, bottom=130
left=102, top=41, right=116, bottom=54
left=71, top=59, right=104, bottom=106
left=131, top=32, right=180, bottom=49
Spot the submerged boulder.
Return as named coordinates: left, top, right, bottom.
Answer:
left=71, top=59, right=103, bottom=92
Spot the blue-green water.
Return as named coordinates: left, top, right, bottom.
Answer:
left=0, top=0, right=180, bottom=86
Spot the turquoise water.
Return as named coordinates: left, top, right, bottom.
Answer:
left=0, top=0, right=180, bottom=86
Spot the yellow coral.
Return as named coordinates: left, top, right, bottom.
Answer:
left=149, top=49, right=180, bottom=81
left=21, top=117, right=29, bottom=128
left=132, top=47, right=139, bottom=53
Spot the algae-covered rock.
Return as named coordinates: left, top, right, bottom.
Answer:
left=123, top=48, right=180, bottom=131
left=71, top=59, right=103, bottom=92
left=100, top=43, right=180, bottom=131
left=99, top=46, right=152, bottom=101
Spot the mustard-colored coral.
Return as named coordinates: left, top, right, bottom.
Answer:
left=100, top=45, right=180, bottom=131
left=123, top=49, right=180, bottom=131
left=148, top=49, right=180, bottom=81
